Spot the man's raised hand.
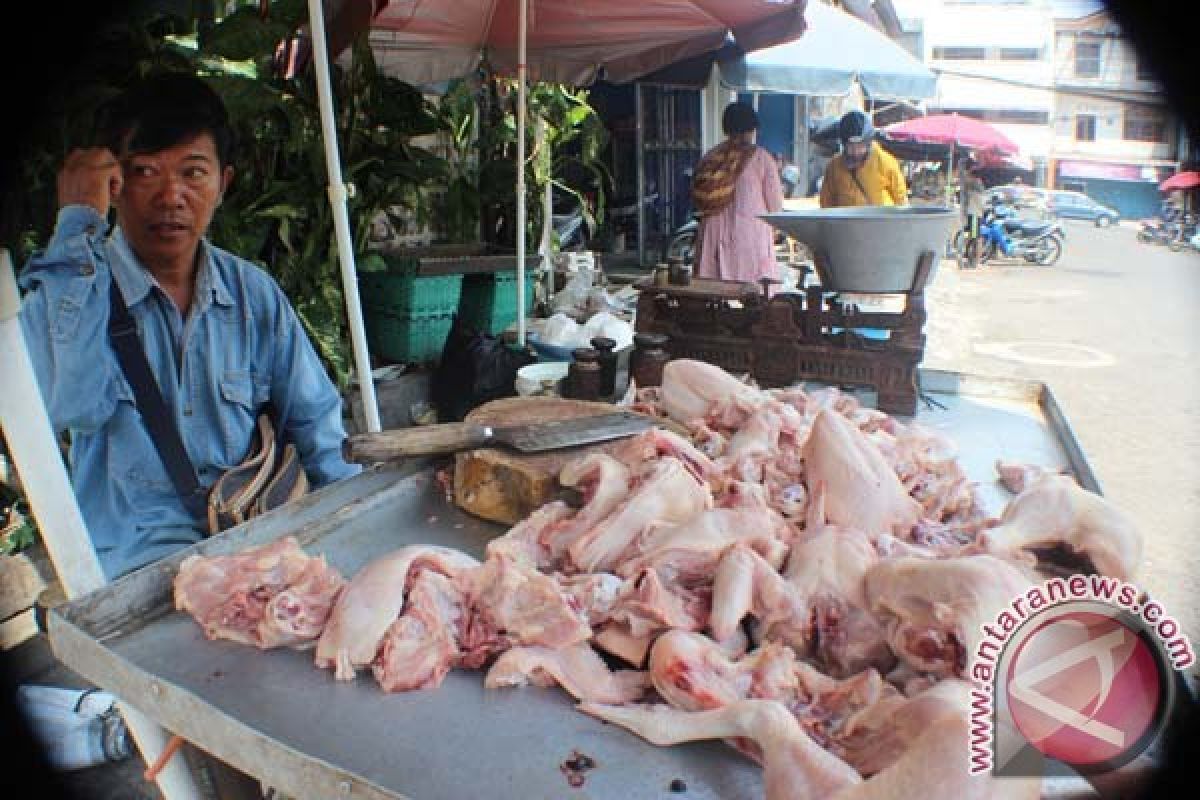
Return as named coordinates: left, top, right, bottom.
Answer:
left=56, top=147, right=122, bottom=216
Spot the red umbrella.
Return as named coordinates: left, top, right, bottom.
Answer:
left=1159, top=171, right=1200, bottom=192
left=882, top=113, right=1019, bottom=155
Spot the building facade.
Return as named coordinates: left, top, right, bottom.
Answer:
left=896, top=0, right=1057, bottom=182
left=894, top=1, right=1185, bottom=218
left=1049, top=9, right=1181, bottom=219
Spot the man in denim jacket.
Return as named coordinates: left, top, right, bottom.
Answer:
left=19, top=72, right=359, bottom=579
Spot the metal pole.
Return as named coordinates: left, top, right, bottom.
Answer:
left=798, top=95, right=810, bottom=196
left=538, top=118, right=554, bottom=308
left=516, top=0, right=528, bottom=346
left=0, top=250, right=202, bottom=800
left=307, top=0, right=381, bottom=432
left=636, top=83, right=646, bottom=266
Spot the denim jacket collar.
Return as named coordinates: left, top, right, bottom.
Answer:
left=108, top=230, right=233, bottom=311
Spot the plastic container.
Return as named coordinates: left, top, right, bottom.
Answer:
left=458, top=270, right=537, bottom=334
left=526, top=331, right=578, bottom=362
left=16, top=685, right=130, bottom=771
left=515, top=361, right=570, bottom=396
left=17, top=686, right=116, bottom=717
left=358, top=259, right=464, bottom=316
left=363, top=309, right=456, bottom=364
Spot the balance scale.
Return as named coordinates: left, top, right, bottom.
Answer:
left=634, top=207, right=957, bottom=416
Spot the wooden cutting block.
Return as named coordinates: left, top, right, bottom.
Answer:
left=453, top=396, right=628, bottom=526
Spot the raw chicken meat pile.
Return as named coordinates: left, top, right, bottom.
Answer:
left=174, top=359, right=1143, bottom=800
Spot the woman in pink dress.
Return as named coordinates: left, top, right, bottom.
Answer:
left=692, top=103, right=784, bottom=284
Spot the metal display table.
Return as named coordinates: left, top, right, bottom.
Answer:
left=49, top=371, right=1101, bottom=800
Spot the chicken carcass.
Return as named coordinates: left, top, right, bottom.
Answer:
left=648, top=630, right=800, bottom=711
left=660, top=359, right=763, bottom=425
left=485, top=642, right=648, bottom=704
left=580, top=694, right=1037, bottom=800
left=315, top=545, right=479, bottom=680
left=484, top=501, right=574, bottom=570
left=865, top=555, right=1031, bottom=678
left=579, top=700, right=861, bottom=799
left=605, top=567, right=711, bottom=638
left=617, top=508, right=792, bottom=581
left=993, top=460, right=1064, bottom=495
left=612, top=427, right=724, bottom=488
left=553, top=571, right=623, bottom=627
left=567, top=457, right=711, bottom=573
left=373, top=569, right=466, bottom=692
left=784, top=486, right=894, bottom=677
left=647, top=632, right=902, bottom=773
left=983, top=472, right=1142, bottom=581
left=463, top=554, right=593, bottom=657
left=550, top=454, right=632, bottom=558
left=803, top=410, right=921, bottom=538
left=175, top=537, right=345, bottom=650
left=710, top=544, right=806, bottom=648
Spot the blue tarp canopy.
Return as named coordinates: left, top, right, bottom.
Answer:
left=718, top=1, right=936, bottom=99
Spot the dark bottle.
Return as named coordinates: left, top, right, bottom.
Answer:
left=590, top=336, right=618, bottom=399
left=566, top=348, right=603, bottom=401
left=668, top=256, right=692, bottom=286
left=631, top=333, right=670, bottom=388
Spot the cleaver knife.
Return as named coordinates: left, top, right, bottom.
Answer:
left=343, top=411, right=654, bottom=463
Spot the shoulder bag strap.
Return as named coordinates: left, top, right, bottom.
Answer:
left=107, top=282, right=208, bottom=520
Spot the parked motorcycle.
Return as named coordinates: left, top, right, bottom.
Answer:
left=962, top=203, right=1065, bottom=266
left=1167, top=213, right=1198, bottom=251
left=1139, top=208, right=1193, bottom=247
left=667, top=212, right=791, bottom=266
left=1138, top=218, right=1174, bottom=245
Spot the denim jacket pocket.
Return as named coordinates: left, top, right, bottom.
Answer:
left=219, top=370, right=270, bottom=459
left=109, top=379, right=175, bottom=495
left=51, top=275, right=98, bottom=342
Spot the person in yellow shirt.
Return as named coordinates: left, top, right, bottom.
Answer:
left=819, top=110, right=908, bottom=208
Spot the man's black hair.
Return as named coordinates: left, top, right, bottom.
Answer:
left=722, top=102, right=760, bottom=136
left=96, top=71, right=235, bottom=167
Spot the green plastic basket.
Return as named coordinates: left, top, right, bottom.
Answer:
left=363, top=309, right=455, bottom=364
left=458, top=270, right=537, bottom=335
left=359, top=258, right=464, bottom=316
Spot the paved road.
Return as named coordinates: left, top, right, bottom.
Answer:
left=925, top=219, right=1200, bottom=642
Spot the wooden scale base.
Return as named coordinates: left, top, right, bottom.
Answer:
left=633, top=251, right=936, bottom=416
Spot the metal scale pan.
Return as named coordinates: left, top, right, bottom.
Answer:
left=762, top=206, right=958, bottom=293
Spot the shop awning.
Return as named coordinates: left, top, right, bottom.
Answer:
left=718, top=1, right=936, bottom=99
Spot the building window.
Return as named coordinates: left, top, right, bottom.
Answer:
left=932, top=46, right=987, bottom=60
left=938, top=109, right=1050, bottom=125
left=1124, top=106, right=1166, bottom=142
left=990, top=110, right=1050, bottom=125
left=1075, top=114, right=1097, bottom=141
left=998, top=47, right=1041, bottom=60
left=1074, top=40, right=1101, bottom=77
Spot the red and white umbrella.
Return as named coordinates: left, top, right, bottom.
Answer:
left=364, top=0, right=809, bottom=85
left=883, top=112, right=1019, bottom=154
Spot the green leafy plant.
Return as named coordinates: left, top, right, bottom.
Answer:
left=200, top=5, right=447, bottom=387
left=475, top=76, right=611, bottom=252
left=435, top=78, right=483, bottom=244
